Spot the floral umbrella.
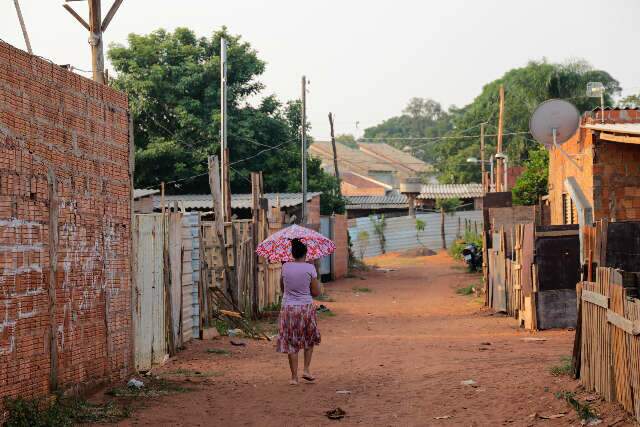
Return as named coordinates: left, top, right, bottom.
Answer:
left=256, top=224, right=336, bottom=263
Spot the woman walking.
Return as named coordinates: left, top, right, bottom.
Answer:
left=277, top=238, right=322, bottom=385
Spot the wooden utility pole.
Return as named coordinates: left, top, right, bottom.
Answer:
left=480, top=122, right=486, bottom=193
left=13, top=0, right=32, bottom=54
left=301, top=76, right=308, bottom=224
left=440, top=206, right=446, bottom=250
left=328, top=113, right=340, bottom=182
left=220, top=38, right=231, bottom=221
left=496, top=85, right=505, bottom=192
left=63, top=0, right=124, bottom=84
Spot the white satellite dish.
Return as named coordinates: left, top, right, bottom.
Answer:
left=529, top=99, right=580, bottom=149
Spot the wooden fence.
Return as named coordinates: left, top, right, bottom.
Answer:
left=577, top=268, right=640, bottom=420
left=485, top=219, right=580, bottom=330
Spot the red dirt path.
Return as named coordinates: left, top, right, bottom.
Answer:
left=117, top=252, right=632, bottom=426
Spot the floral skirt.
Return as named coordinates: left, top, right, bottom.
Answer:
left=276, top=304, right=321, bottom=354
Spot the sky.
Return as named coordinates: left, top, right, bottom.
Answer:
left=1, top=0, right=639, bottom=140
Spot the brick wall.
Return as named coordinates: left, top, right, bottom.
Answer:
left=549, top=115, right=640, bottom=224
left=0, top=41, right=132, bottom=400
left=307, top=195, right=321, bottom=226
left=332, top=214, right=348, bottom=280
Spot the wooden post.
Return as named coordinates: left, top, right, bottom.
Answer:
left=328, top=113, right=341, bottom=186
left=13, top=0, right=32, bottom=54
left=88, top=0, right=105, bottom=84
left=441, top=206, right=447, bottom=250
left=160, top=182, right=165, bottom=214
left=480, top=123, right=486, bottom=192
left=496, top=85, right=505, bottom=192
left=207, top=156, right=236, bottom=308
left=62, top=0, right=124, bottom=84
left=251, top=172, right=261, bottom=316
left=224, top=147, right=232, bottom=221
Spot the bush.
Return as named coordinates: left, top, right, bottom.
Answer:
left=450, top=229, right=482, bottom=260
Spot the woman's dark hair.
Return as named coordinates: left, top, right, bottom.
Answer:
left=290, top=238, right=307, bottom=260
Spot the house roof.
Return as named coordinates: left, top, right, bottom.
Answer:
left=345, top=194, right=408, bottom=210
left=153, top=192, right=321, bottom=211
left=341, top=171, right=393, bottom=190
left=583, top=123, right=640, bottom=136
left=357, top=142, right=431, bottom=174
left=134, top=188, right=160, bottom=199
left=309, top=142, right=395, bottom=176
left=418, top=183, right=484, bottom=200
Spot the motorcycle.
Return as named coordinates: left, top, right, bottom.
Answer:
left=461, top=243, right=482, bottom=272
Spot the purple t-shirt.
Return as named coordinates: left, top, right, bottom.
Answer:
left=282, top=262, right=317, bottom=306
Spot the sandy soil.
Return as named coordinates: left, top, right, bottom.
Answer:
left=114, top=252, right=633, bottom=427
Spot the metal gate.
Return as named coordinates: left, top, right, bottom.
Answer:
left=319, top=216, right=332, bottom=278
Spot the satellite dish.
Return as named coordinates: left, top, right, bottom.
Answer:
left=529, top=99, right=580, bottom=149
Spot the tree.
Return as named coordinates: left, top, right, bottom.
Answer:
left=363, top=98, right=453, bottom=163
left=512, top=147, right=549, bottom=205
left=335, top=134, right=357, bottom=148
left=434, top=59, right=620, bottom=184
left=619, top=94, right=640, bottom=108
left=108, top=27, right=343, bottom=213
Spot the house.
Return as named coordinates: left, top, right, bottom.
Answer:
left=309, top=141, right=432, bottom=189
left=417, top=183, right=484, bottom=210
left=547, top=107, right=640, bottom=225
left=340, top=171, right=393, bottom=196
left=345, top=194, right=409, bottom=219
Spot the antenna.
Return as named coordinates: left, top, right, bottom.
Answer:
left=530, top=99, right=581, bottom=169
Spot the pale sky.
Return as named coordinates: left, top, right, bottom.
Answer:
left=2, top=0, right=639, bottom=139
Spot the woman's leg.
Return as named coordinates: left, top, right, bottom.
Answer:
left=303, top=347, right=314, bottom=380
left=287, top=352, right=299, bottom=384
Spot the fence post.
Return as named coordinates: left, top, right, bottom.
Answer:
left=441, top=207, right=447, bottom=250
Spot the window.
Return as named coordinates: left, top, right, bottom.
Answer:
left=562, top=193, right=577, bottom=224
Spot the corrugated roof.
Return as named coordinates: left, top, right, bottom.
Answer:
left=418, top=184, right=483, bottom=199
left=345, top=194, right=408, bottom=208
left=583, top=123, right=640, bottom=136
left=153, top=192, right=321, bottom=210
left=134, top=188, right=160, bottom=199
left=309, top=142, right=395, bottom=176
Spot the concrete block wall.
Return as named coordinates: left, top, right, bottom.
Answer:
left=0, top=41, right=132, bottom=400
left=332, top=214, right=348, bottom=280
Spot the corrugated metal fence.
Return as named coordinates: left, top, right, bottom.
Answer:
left=349, top=211, right=483, bottom=258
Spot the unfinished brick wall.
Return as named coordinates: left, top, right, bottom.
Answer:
left=0, top=41, right=132, bottom=400
left=549, top=112, right=640, bottom=224
left=332, top=214, right=348, bottom=280
left=307, top=195, right=321, bottom=226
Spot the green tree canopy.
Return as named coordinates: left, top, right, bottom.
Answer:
left=434, top=59, right=619, bottom=183
left=511, top=147, right=549, bottom=205
left=108, top=27, right=343, bottom=213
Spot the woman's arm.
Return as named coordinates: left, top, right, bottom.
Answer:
left=310, top=277, right=322, bottom=297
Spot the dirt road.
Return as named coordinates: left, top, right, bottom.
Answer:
left=118, top=252, right=630, bottom=426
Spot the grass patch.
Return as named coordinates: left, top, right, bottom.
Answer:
left=319, top=310, right=336, bottom=318
left=352, top=287, right=372, bottom=293
left=456, top=284, right=475, bottom=296
left=206, top=348, right=231, bottom=355
left=549, top=356, right=573, bottom=377
left=2, top=396, right=130, bottom=426
left=214, top=319, right=229, bottom=336
left=106, top=378, right=191, bottom=398
left=315, top=293, right=335, bottom=302
left=165, top=369, right=223, bottom=378
left=555, top=391, right=598, bottom=422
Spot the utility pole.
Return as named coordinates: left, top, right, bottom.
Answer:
left=63, top=0, right=124, bottom=84
left=328, top=112, right=341, bottom=186
left=13, top=0, right=32, bottom=54
left=480, top=122, right=486, bottom=193
left=496, top=85, right=505, bottom=192
left=301, top=76, right=307, bottom=224
left=220, top=37, right=230, bottom=221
